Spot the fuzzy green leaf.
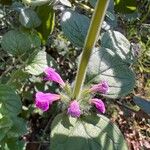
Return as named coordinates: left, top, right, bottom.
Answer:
left=19, top=8, right=41, bottom=28
left=86, top=47, right=135, bottom=99
left=101, top=30, right=135, bottom=64
left=0, top=85, right=22, bottom=116
left=1, top=30, right=41, bottom=56
left=61, top=10, right=90, bottom=47
left=51, top=113, right=128, bottom=150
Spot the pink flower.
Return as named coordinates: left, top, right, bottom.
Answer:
left=35, top=92, right=60, bottom=111
left=90, top=98, right=105, bottom=113
left=44, top=67, right=65, bottom=86
left=67, top=100, right=81, bottom=118
left=90, top=80, right=109, bottom=94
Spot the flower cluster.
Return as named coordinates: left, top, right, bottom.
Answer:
left=34, top=67, right=109, bottom=118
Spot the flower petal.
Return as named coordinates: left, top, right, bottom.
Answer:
left=91, top=98, right=106, bottom=113
left=35, top=92, right=60, bottom=111
left=90, top=80, right=109, bottom=94
left=44, top=67, right=65, bottom=86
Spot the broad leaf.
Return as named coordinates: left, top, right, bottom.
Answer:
left=36, top=5, right=55, bottom=44
left=1, top=30, right=41, bottom=56
left=51, top=113, right=128, bottom=150
left=61, top=10, right=90, bottom=47
left=19, top=8, right=41, bottom=28
left=101, top=30, right=135, bottom=64
left=25, top=51, right=48, bottom=75
left=0, top=85, right=22, bottom=116
left=86, top=47, right=135, bottom=99
left=133, top=96, right=150, bottom=115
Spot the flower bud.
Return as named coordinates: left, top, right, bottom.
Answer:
left=44, top=67, right=65, bottom=87
left=90, top=80, right=109, bottom=94
left=90, top=98, right=105, bottom=113
left=35, top=92, right=60, bottom=111
left=67, top=100, right=81, bottom=118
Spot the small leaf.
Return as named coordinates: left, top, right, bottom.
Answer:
left=61, top=10, right=90, bottom=47
left=36, top=5, right=55, bottom=44
left=1, top=30, right=41, bottom=56
left=19, top=8, right=41, bottom=28
left=0, top=85, right=22, bottom=116
left=101, top=30, right=135, bottom=64
left=25, top=50, right=48, bottom=75
left=51, top=113, right=128, bottom=150
left=133, top=96, right=150, bottom=115
left=86, top=47, right=135, bottom=99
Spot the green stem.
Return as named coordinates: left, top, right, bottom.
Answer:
left=73, top=0, right=110, bottom=99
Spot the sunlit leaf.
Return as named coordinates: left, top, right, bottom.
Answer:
left=86, top=47, right=135, bottom=99
left=51, top=113, right=128, bottom=150
left=61, top=10, right=90, bottom=47
left=19, top=8, right=41, bottom=28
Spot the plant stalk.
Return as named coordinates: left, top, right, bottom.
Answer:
left=73, top=0, right=110, bottom=99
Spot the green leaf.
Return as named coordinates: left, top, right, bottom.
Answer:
left=51, top=113, right=128, bottom=150
left=133, top=96, right=150, bottom=115
left=25, top=50, right=48, bottom=75
left=1, top=30, right=41, bottom=56
left=61, top=10, right=90, bottom=47
left=101, top=30, right=135, bottom=64
left=7, top=117, right=27, bottom=138
left=0, top=116, right=13, bottom=141
left=89, top=0, right=117, bottom=27
left=0, top=85, right=22, bottom=116
left=86, top=47, right=135, bottom=99
left=19, top=8, right=41, bottom=28
left=36, top=5, right=55, bottom=44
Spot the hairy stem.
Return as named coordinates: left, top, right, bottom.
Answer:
left=73, top=0, right=110, bottom=99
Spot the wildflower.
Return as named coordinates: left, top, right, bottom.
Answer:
left=35, top=92, right=60, bottom=111
left=90, top=98, right=105, bottom=113
left=90, top=80, right=109, bottom=94
left=44, top=67, right=65, bottom=86
left=67, top=100, right=81, bottom=118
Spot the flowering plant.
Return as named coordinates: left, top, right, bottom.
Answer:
left=1, top=0, right=145, bottom=149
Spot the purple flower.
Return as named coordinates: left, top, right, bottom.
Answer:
left=90, top=80, right=109, bottom=94
left=35, top=92, right=60, bottom=111
left=44, top=67, right=65, bottom=86
left=90, top=98, right=105, bottom=113
left=67, top=100, right=81, bottom=118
